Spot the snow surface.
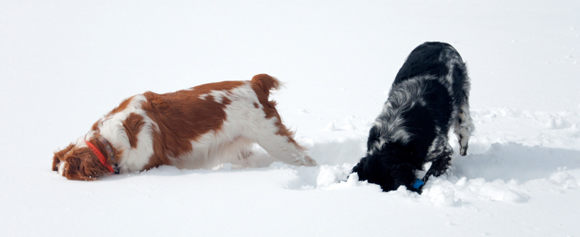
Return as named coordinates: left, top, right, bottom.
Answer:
left=1, top=0, right=580, bottom=236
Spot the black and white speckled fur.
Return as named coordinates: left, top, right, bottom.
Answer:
left=352, top=42, right=474, bottom=193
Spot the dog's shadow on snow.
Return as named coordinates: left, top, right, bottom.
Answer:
left=305, top=139, right=580, bottom=184
left=102, top=141, right=580, bottom=184
left=99, top=140, right=365, bottom=183
left=101, top=163, right=279, bottom=182
left=100, top=149, right=280, bottom=181
left=452, top=142, right=580, bottom=183
left=287, top=141, right=580, bottom=190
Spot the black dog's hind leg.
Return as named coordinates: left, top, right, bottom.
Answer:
left=450, top=60, right=474, bottom=156
left=453, top=98, right=474, bottom=156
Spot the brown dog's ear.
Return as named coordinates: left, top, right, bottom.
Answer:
left=56, top=161, right=96, bottom=181
left=62, top=148, right=110, bottom=181
left=53, top=144, right=74, bottom=171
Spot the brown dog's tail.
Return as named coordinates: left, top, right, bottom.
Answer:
left=250, top=74, right=281, bottom=100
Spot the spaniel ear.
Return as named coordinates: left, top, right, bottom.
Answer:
left=62, top=148, right=109, bottom=181
left=56, top=160, right=95, bottom=181
left=53, top=144, right=74, bottom=171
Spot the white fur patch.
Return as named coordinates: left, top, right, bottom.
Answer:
left=58, top=161, right=67, bottom=176
left=93, top=95, right=157, bottom=173
left=175, top=82, right=310, bottom=168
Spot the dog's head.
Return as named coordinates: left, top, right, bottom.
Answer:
left=52, top=141, right=111, bottom=181
left=352, top=145, right=418, bottom=192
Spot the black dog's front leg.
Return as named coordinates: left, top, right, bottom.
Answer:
left=423, top=136, right=453, bottom=183
left=427, top=156, right=451, bottom=178
left=421, top=155, right=451, bottom=188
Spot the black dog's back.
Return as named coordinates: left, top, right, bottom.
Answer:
left=394, top=42, right=454, bottom=83
left=394, top=42, right=469, bottom=111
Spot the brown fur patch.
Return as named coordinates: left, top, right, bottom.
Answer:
left=90, top=97, right=134, bottom=131
left=108, top=96, right=135, bottom=116
left=123, top=113, right=145, bottom=148
left=91, top=119, right=101, bottom=131
left=141, top=80, right=244, bottom=168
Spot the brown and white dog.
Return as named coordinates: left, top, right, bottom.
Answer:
left=52, top=74, right=317, bottom=180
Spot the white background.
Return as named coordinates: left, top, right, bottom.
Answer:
left=1, top=0, right=579, bottom=236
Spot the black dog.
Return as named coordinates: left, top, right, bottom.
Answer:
left=351, top=42, right=474, bottom=193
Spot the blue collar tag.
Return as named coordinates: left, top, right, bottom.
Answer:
left=412, top=179, right=424, bottom=189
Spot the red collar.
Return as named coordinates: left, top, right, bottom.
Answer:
left=85, top=140, right=115, bottom=173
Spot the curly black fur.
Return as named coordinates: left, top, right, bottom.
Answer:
left=352, top=42, right=474, bottom=193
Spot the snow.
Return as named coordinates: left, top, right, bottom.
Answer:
left=1, top=0, right=579, bottom=236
